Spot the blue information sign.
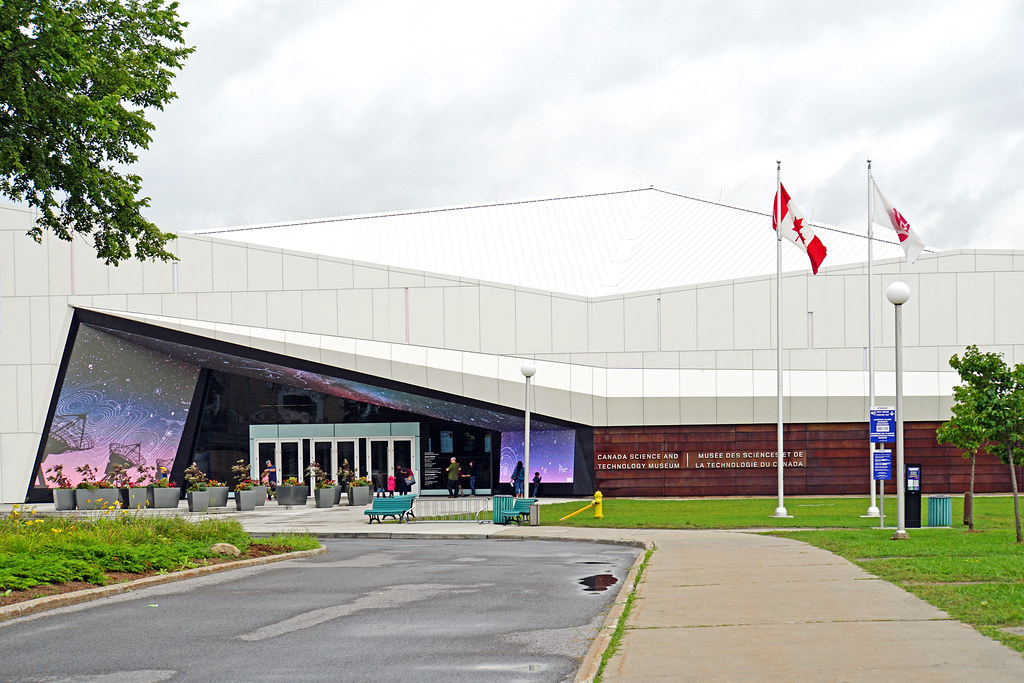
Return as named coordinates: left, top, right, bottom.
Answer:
left=870, top=406, right=896, bottom=443
left=873, top=449, right=892, bottom=480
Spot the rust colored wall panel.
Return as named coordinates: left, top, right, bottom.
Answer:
left=593, top=421, right=1023, bottom=496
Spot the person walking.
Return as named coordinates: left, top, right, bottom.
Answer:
left=447, top=457, right=461, bottom=498
left=512, top=460, right=525, bottom=498
left=532, top=471, right=542, bottom=498
left=465, top=460, right=477, bottom=496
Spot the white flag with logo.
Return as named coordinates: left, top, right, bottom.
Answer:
left=872, top=180, right=925, bottom=263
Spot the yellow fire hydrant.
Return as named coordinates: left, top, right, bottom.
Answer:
left=593, top=490, right=603, bottom=519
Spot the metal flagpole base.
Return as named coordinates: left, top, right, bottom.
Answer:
left=862, top=506, right=881, bottom=518
left=890, top=530, right=910, bottom=540
left=773, top=506, right=791, bottom=518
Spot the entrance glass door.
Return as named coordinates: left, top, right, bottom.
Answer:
left=256, top=442, right=276, bottom=486
left=337, top=440, right=356, bottom=480
left=394, top=439, right=414, bottom=493
left=369, top=439, right=389, bottom=492
left=312, top=440, right=333, bottom=484
left=366, top=437, right=416, bottom=494
left=280, top=440, right=301, bottom=483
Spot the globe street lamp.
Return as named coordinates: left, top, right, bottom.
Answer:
left=521, top=362, right=536, bottom=499
left=886, top=281, right=911, bottom=540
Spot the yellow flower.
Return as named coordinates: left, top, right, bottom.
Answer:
left=51, top=528, right=62, bottom=533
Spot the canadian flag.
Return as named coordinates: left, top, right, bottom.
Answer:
left=872, top=180, right=924, bottom=263
left=772, top=184, right=827, bottom=274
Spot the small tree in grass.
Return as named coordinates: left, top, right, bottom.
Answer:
left=938, top=346, right=1024, bottom=542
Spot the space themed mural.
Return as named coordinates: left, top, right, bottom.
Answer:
left=499, top=429, right=575, bottom=484
left=35, top=325, right=201, bottom=489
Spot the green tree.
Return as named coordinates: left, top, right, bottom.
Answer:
left=936, top=364, right=986, bottom=531
left=0, top=0, right=192, bottom=264
left=938, top=346, right=1024, bottom=542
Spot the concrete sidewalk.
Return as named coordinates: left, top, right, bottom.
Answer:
left=5, top=499, right=1024, bottom=681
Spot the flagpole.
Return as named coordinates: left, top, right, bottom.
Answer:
left=774, top=161, right=788, bottom=518
left=866, top=160, right=880, bottom=518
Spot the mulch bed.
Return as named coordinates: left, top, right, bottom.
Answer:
left=0, top=543, right=290, bottom=608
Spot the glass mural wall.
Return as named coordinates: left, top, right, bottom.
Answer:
left=499, top=429, right=576, bottom=484
left=33, top=325, right=201, bottom=490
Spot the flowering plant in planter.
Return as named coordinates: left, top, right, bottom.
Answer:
left=337, top=460, right=354, bottom=486
left=349, top=476, right=371, bottom=487
left=46, top=464, right=73, bottom=489
left=207, top=478, right=224, bottom=488
left=315, top=478, right=336, bottom=490
left=128, top=464, right=153, bottom=487
left=184, top=463, right=208, bottom=492
left=231, top=459, right=251, bottom=480
left=282, top=476, right=301, bottom=487
left=74, top=463, right=111, bottom=489
left=305, top=462, right=327, bottom=482
left=234, top=478, right=256, bottom=492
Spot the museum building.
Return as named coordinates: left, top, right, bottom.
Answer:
left=1, top=187, right=1022, bottom=504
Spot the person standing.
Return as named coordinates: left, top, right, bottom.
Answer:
left=447, top=457, right=460, bottom=498
left=263, top=460, right=277, bottom=500
left=465, top=460, right=477, bottom=496
left=387, top=472, right=395, bottom=497
left=512, top=460, right=525, bottom=498
left=532, top=471, right=542, bottom=498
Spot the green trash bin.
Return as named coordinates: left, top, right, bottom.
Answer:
left=927, top=495, right=952, bottom=527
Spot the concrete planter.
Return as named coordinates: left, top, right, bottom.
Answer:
left=207, top=486, right=229, bottom=507
left=119, top=487, right=148, bottom=510
left=187, top=489, right=210, bottom=512
left=147, top=487, right=181, bottom=508
left=75, top=488, right=118, bottom=511
left=253, top=485, right=268, bottom=506
left=314, top=488, right=335, bottom=508
left=275, top=485, right=308, bottom=506
left=333, top=485, right=344, bottom=505
left=53, top=488, right=76, bottom=510
left=347, top=485, right=372, bottom=506
left=234, top=488, right=258, bottom=511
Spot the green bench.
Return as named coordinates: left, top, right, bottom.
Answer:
left=495, top=498, right=535, bottom=525
left=363, top=494, right=417, bottom=523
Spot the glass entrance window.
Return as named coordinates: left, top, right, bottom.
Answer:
left=337, top=441, right=356, bottom=480
left=313, top=441, right=333, bottom=483
left=257, top=442, right=276, bottom=486
left=393, top=440, right=412, bottom=471
left=357, top=439, right=368, bottom=480
left=370, top=440, right=389, bottom=490
left=281, top=441, right=300, bottom=482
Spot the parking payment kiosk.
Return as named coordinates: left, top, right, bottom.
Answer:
left=905, top=463, right=922, bottom=528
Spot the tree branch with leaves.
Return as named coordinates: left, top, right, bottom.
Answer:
left=0, top=0, right=193, bottom=264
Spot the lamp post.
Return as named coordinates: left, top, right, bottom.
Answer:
left=521, top=362, right=536, bottom=498
left=886, top=281, right=910, bottom=540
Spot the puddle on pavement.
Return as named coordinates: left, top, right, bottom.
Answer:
left=579, top=573, right=618, bottom=592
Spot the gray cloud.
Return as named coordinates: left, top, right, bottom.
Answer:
left=135, top=0, right=1024, bottom=252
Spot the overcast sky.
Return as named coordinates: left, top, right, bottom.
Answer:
left=135, top=0, right=1024, bottom=250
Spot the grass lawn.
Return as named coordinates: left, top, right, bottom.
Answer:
left=1, top=505, right=319, bottom=605
left=542, top=495, right=1024, bottom=655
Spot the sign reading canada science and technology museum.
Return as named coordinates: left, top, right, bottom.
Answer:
left=595, top=450, right=807, bottom=470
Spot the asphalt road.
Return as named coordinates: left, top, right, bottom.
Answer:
left=0, top=538, right=639, bottom=683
